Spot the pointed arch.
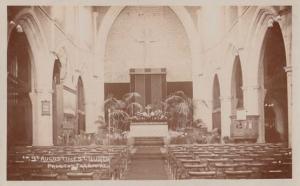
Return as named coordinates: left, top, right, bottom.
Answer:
left=231, top=55, right=244, bottom=113
left=94, top=6, right=199, bottom=76
left=7, top=7, right=53, bottom=146
left=7, top=27, right=33, bottom=146
left=260, top=21, right=288, bottom=143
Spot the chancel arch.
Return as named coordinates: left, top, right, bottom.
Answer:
left=93, top=6, right=199, bottom=121
left=96, top=6, right=199, bottom=76
left=104, top=7, right=193, bottom=105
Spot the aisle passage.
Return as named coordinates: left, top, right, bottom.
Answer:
left=123, top=146, right=169, bottom=180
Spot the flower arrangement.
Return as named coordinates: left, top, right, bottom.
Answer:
left=130, top=109, right=168, bottom=122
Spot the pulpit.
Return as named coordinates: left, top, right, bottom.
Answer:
left=230, top=115, right=259, bottom=142
left=129, top=68, right=167, bottom=107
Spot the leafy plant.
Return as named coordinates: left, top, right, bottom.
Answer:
left=164, top=91, right=194, bottom=130
left=104, top=92, right=142, bottom=132
left=126, top=102, right=143, bottom=116
left=122, top=92, right=143, bottom=116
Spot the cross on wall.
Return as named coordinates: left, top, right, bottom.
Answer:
left=134, top=10, right=159, bottom=67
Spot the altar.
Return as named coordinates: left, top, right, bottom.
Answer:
left=128, top=122, right=168, bottom=137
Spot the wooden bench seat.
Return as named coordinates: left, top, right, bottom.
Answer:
left=215, top=162, right=239, bottom=168
left=246, top=162, right=266, bottom=168
left=224, top=170, right=253, bottom=178
left=233, top=158, right=254, bottom=163
left=183, top=163, right=207, bottom=169
left=221, top=154, right=240, bottom=159
left=174, top=155, right=194, bottom=159
left=192, top=151, right=212, bottom=155
left=261, top=169, right=290, bottom=178
left=207, top=158, right=229, bottom=163
left=196, top=154, right=218, bottom=159
left=30, top=173, right=58, bottom=180
left=180, top=159, right=202, bottom=164
left=66, top=172, right=95, bottom=180
left=188, top=171, right=216, bottom=178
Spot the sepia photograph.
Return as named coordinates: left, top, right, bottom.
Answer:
left=1, top=0, right=299, bottom=184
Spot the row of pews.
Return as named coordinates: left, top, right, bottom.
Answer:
left=167, top=143, right=292, bottom=179
left=7, top=145, right=129, bottom=180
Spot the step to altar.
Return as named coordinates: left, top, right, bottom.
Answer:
left=131, top=146, right=165, bottom=160
left=133, top=137, right=164, bottom=146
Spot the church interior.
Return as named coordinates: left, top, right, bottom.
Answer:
left=6, top=5, right=293, bottom=180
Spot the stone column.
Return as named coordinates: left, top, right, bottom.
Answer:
left=203, top=99, right=213, bottom=131
left=220, top=96, right=232, bottom=140
left=31, top=89, right=53, bottom=146
left=193, top=73, right=213, bottom=131
left=243, top=85, right=264, bottom=142
left=284, top=66, right=292, bottom=147
left=85, top=101, right=98, bottom=133
left=193, top=98, right=213, bottom=130
left=84, top=77, right=104, bottom=133
left=192, top=72, right=203, bottom=120
left=243, top=85, right=261, bottom=115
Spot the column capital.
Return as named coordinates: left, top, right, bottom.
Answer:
left=284, top=65, right=292, bottom=73
left=35, top=88, right=54, bottom=94
left=242, top=85, right=261, bottom=91
left=219, top=96, right=232, bottom=102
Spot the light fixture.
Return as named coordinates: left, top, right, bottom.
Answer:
left=16, top=24, right=23, bottom=33
left=267, top=18, right=274, bottom=28
left=9, top=20, right=16, bottom=25
left=274, top=15, right=282, bottom=22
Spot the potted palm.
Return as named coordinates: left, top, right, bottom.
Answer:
left=104, top=92, right=143, bottom=144
left=104, top=95, right=127, bottom=144
left=122, top=92, right=143, bottom=116
left=164, top=91, right=193, bottom=130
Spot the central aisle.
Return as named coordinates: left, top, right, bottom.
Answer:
left=123, top=146, right=170, bottom=180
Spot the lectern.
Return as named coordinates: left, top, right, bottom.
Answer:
left=129, top=68, right=167, bottom=107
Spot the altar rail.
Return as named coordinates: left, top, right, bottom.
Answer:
left=7, top=145, right=129, bottom=180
